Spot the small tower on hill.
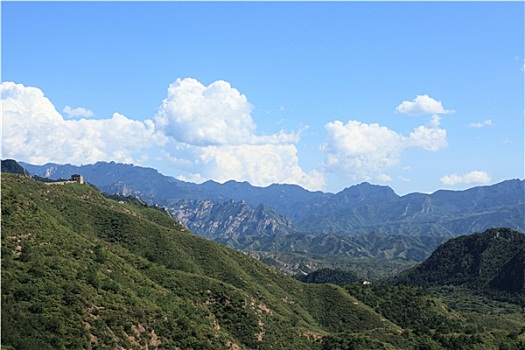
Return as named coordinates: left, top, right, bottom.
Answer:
left=71, top=174, right=84, bottom=184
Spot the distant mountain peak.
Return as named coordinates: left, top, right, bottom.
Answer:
left=343, top=181, right=397, bottom=193
left=336, top=182, right=399, bottom=203
left=17, top=160, right=525, bottom=239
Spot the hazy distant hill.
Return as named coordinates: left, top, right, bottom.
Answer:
left=297, top=180, right=525, bottom=237
left=20, top=161, right=198, bottom=205
left=21, top=161, right=525, bottom=253
left=20, top=161, right=329, bottom=219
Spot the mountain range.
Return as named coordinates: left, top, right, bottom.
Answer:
left=18, top=161, right=525, bottom=262
left=2, top=172, right=524, bottom=349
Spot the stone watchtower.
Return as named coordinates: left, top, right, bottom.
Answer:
left=71, top=174, right=84, bottom=184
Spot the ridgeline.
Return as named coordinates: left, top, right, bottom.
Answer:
left=2, top=172, right=524, bottom=349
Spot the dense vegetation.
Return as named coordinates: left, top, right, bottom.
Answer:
left=0, top=174, right=395, bottom=349
left=392, top=228, right=525, bottom=306
left=217, top=231, right=447, bottom=263
left=295, top=268, right=362, bottom=285
left=2, top=172, right=524, bottom=349
left=1, top=159, right=29, bottom=176
left=248, top=250, right=417, bottom=280
left=342, top=284, right=525, bottom=350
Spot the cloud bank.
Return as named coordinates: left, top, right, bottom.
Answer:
left=440, top=170, right=491, bottom=186
left=1, top=82, right=159, bottom=165
left=1, top=80, right=324, bottom=191
left=321, top=94, right=451, bottom=183
left=1, top=82, right=454, bottom=191
left=314, top=93, right=450, bottom=183
left=320, top=118, right=447, bottom=182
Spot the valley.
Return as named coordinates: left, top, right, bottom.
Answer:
left=2, top=163, right=525, bottom=349
left=3, top=2, right=523, bottom=349
left=2, top=160, right=525, bottom=349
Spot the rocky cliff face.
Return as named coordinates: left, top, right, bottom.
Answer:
left=170, top=199, right=299, bottom=239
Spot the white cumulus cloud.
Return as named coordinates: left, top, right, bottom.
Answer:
left=440, top=171, right=491, bottom=186
left=315, top=94, right=452, bottom=182
left=396, top=95, right=454, bottom=115
left=320, top=118, right=447, bottom=181
left=63, top=105, right=94, bottom=118
left=155, top=78, right=256, bottom=146
left=154, top=78, right=324, bottom=190
left=321, top=120, right=405, bottom=180
left=408, top=124, right=448, bottom=151
left=1, top=82, right=160, bottom=165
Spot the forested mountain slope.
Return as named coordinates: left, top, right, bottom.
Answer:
left=3, top=173, right=525, bottom=349
left=0, top=174, right=405, bottom=349
left=392, top=228, right=525, bottom=300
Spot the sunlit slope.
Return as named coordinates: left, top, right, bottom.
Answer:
left=393, top=228, right=525, bottom=294
left=1, top=174, right=403, bottom=350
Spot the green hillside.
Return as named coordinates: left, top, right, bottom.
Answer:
left=295, top=268, right=362, bottom=285
left=1, top=174, right=403, bottom=349
left=388, top=228, right=525, bottom=346
left=2, top=173, right=524, bottom=349
left=392, top=228, right=525, bottom=296
left=1, top=159, right=30, bottom=176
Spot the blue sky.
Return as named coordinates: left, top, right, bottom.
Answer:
left=2, top=1, right=523, bottom=195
